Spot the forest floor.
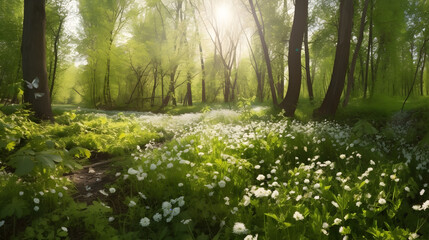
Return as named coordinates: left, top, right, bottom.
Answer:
left=1, top=99, right=429, bottom=239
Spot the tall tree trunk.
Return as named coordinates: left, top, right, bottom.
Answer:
left=304, top=26, right=314, bottom=102
left=49, top=17, right=64, bottom=102
left=151, top=66, right=158, bottom=107
left=343, top=0, right=369, bottom=107
left=104, top=39, right=113, bottom=107
left=364, top=0, right=373, bottom=99
left=183, top=72, right=193, bottom=106
left=278, top=55, right=285, bottom=99
left=402, top=39, right=428, bottom=111
left=314, top=0, right=354, bottom=118
left=280, top=0, right=308, bottom=116
left=420, top=52, right=426, bottom=96
left=22, top=0, right=53, bottom=121
left=249, top=0, right=277, bottom=105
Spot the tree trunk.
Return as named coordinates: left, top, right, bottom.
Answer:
left=420, top=52, right=426, bottom=96
left=280, top=0, right=308, bottom=116
left=304, top=26, right=314, bottom=102
left=151, top=66, right=158, bottom=107
left=402, top=39, right=428, bottom=111
left=364, top=0, right=373, bottom=99
left=314, top=0, right=354, bottom=118
left=104, top=39, right=113, bottom=107
left=22, top=0, right=53, bottom=121
left=343, top=0, right=369, bottom=107
left=249, top=0, right=277, bottom=105
left=49, top=17, right=64, bottom=102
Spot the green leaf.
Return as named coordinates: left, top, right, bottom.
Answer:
left=0, top=197, right=27, bottom=218
left=265, top=213, right=280, bottom=222
left=36, top=155, right=55, bottom=169
left=13, top=156, right=35, bottom=176
left=6, top=141, right=16, bottom=151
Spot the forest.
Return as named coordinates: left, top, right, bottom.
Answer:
left=0, top=0, right=429, bottom=239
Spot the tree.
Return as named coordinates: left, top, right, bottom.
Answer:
left=280, top=0, right=308, bottom=117
left=343, top=0, right=369, bottom=107
left=21, top=0, right=54, bottom=121
left=314, top=0, right=354, bottom=118
left=248, top=0, right=277, bottom=105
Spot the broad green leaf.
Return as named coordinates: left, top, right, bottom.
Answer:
left=0, top=197, right=27, bottom=218
left=14, top=156, right=35, bottom=176
left=36, top=155, right=56, bottom=169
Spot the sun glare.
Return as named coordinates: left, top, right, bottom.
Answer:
left=215, top=3, right=232, bottom=27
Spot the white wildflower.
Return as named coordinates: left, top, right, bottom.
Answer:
left=293, top=211, right=304, bottom=221
left=140, top=217, right=150, bottom=227
left=232, top=222, right=249, bottom=235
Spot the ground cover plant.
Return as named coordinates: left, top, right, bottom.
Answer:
left=1, top=103, right=429, bottom=239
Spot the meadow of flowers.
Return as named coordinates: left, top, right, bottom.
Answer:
left=0, top=107, right=428, bottom=239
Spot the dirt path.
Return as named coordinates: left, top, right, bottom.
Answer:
left=65, top=153, right=119, bottom=204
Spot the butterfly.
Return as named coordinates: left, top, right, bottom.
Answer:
left=34, top=93, right=45, bottom=99
left=25, top=77, right=39, bottom=89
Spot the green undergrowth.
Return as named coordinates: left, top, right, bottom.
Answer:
left=0, top=102, right=429, bottom=239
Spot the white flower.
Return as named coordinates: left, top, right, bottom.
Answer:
left=172, top=207, right=181, bottom=216
left=296, top=195, right=302, bottom=201
left=167, top=163, right=173, bottom=168
left=378, top=198, right=387, bottom=205
left=19, top=191, right=24, bottom=196
left=0, top=220, right=4, bottom=228
left=153, top=213, right=162, bottom=222
left=150, top=164, right=157, bottom=170
left=253, top=187, right=271, bottom=198
left=34, top=198, right=40, bottom=204
left=243, top=195, right=251, bottom=206
left=314, top=183, right=320, bottom=189
left=109, top=217, right=115, bottom=222
left=140, top=217, right=150, bottom=227
left=420, top=189, right=425, bottom=196
left=61, top=227, right=68, bottom=232
left=233, top=222, right=249, bottom=235
left=128, top=200, right=137, bottom=207
left=356, top=201, right=362, bottom=207
left=409, top=233, right=419, bottom=240
left=271, top=190, right=279, bottom=199
left=244, top=234, right=258, bottom=240
left=109, top=188, right=116, bottom=194
left=304, top=179, right=310, bottom=184
left=218, top=180, right=226, bottom=188
left=412, top=205, right=422, bottom=211
left=404, top=187, right=410, bottom=192
left=339, top=226, right=344, bottom=234
left=34, top=206, right=39, bottom=212
left=162, top=201, right=172, bottom=210
left=340, top=154, right=346, bottom=159
left=422, top=200, right=429, bottom=210
left=331, top=201, right=339, bottom=208
left=333, top=218, right=342, bottom=225
left=322, top=229, right=329, bottom=235
left=254, top=165, right=261, bottom=169
left=181, top=219, right=192, bottom=225
left=380, top=182, right=386, bottom=187
left=293, top=211, right=304, bottom=221
left=178, top=183, right=184, bottom=187
left=58, top=192, right=63, bottom=198
left=344, top=185, right=351, bottom=191
left=322, top=222, right=329, bottom=229
left=128, top=168, right=139, bottom=175
left=256, top=174, right=265, bottom=181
